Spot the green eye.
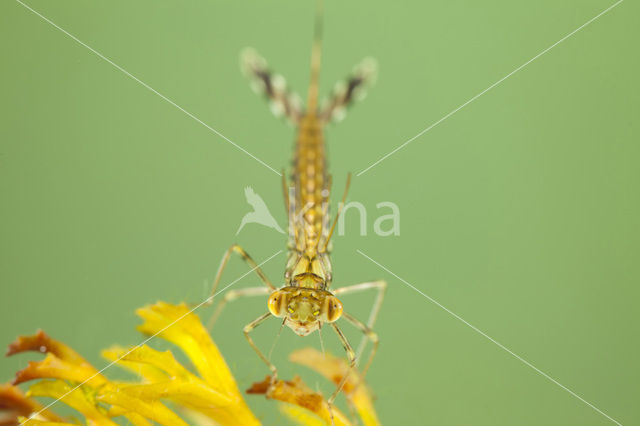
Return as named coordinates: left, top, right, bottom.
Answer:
left=312, top=310, right=320, bottom=316
left=287, top=307, right=294, bottom=314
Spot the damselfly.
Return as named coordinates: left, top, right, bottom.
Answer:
left=208, top=2, right=385, bottom=417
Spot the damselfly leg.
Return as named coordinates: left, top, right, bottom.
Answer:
left=208, top=286, right=270, bottom=330
left=334, top=280, right=387, bottom=359
left=244, top=312, right=279, bottom=384
left=204, top=244, right=275, bottom=324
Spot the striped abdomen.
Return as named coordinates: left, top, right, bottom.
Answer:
left=291, top=114, right=328, bottom=254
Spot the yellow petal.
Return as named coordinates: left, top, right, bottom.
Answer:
left=135, top=302, right=259, bottom=425
left=135, top=302, right=236, bottom=392
left=106, top=404, right=153, bottom=426
left=108, top=345, right=191, bottom=380
left=104, top=345, right=245, bottom=424
left=116, top=380, right=233, bottom=408
left=122, top=412, right=151, bottom=426
left=278, top=402, right=327, bottom=426
left=102, top=345, right=167, bottom=383
left=27, top=379, right=116, bottom=426
left=180, top=409, right=219, bottom=426
left=97, top=388, right=187, bottom=426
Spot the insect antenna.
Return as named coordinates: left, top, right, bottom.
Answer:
left=268, top=319, right=287, bottom=362
left=318, top=323, right=326, bottom=356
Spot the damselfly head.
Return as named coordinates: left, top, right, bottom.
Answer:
left=268, top=287, right=343, bottom=336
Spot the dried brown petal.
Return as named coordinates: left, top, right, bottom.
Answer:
left=12, top=354, right=106, bottom=388
left=0, top=383, right=64, bottom=423
left=7, top=331, right=91, bottom=369
left=290, top=348, right=380, bottom=426
left=248, top=376, right=351, bottom=426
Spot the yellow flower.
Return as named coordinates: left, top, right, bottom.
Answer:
left=1, top=302, right=379, bottom=425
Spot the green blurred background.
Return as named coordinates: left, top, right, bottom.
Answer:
left=1, top=0, right=638, bottom=424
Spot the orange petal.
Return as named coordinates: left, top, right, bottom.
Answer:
left=290, top=348, right=380, bottom=426
left=0, top=383, right=64, bottom=423
left=15, top=419, right=75, bottom=425
left=248, top=376, right=352, bottom=426
left=13, top=354, right=106, bottom=388
left=7, top=331, right=93, bottom=371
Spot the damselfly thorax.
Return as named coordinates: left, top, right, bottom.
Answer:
left=206, top=2, right=385, bottom=420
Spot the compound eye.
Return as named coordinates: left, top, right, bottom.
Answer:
left=267, top=291, right=286, bottom=317
left=325, top=296, right=343, bottom=322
